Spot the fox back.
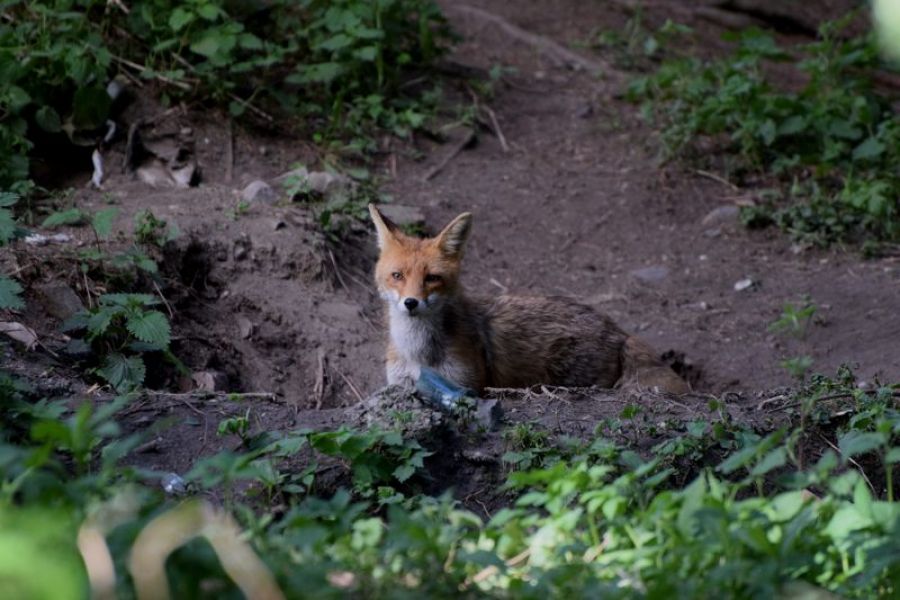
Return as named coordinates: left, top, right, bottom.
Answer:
left=368, top=204, right=689, bottom=395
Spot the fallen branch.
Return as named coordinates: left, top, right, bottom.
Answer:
left=424, top=128, right=476, bottom=181
left=447, top=5, right=624, bottom=87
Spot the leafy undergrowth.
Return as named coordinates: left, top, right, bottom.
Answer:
left=630, top=15, right=900, bottom=248
left=2, top=368, right=900, bottom=598
left=0, top=0, right=450, bottom=195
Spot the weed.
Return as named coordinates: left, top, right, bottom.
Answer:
left=133, top=209, right=175, bottom=248
left=631, top=18, right=900, bottom=245
left=0, top=0, right=450, bottom=194
left=63, top=293, right=175, bottom=392
left=770, top=297, right=817, bottom=339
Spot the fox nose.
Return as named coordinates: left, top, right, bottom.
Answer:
left=404, top=298, right=419, bottom=311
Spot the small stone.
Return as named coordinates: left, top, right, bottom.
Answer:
left=274, top=167, right=353, bottom=199
left=701, top=205, right=740, bottom=226
left=376, top=204, right=426, bottom=228
left=630, top=265, right=670, bottom=284
left=734, top=278, right=757, bottom=292
left=473, top=397, right=503, bottom=431
left=237, top=316, right=254, bottom=339
left=241, top=180, right=279, bottom=204
left=703, top=228, right=722, bottom=238
left=576, top=103, right=594, bottom=119
left=191, top=370, right=228, bottom=392
left=37, top=284, right=85, bottom=321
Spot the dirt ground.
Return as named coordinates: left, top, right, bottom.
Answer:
left=2, top=0, right=898, bottom=503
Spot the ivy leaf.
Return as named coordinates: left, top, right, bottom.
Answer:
left=0, top=276, right=25, bottom=310
left=126, top=310, right=171, bottom=347
left=97, top=353, right=145, bottom=392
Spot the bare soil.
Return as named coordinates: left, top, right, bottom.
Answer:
left=2, top=0, right=898, bottom=506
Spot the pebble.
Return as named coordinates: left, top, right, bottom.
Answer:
left=733, top=277, right=758, bottom=292
left=701, top=205, right=740, bottom=226
left=37, top=284, right=84, bottom=321
left=241, top=180, right=279, bottom=204
left=630, top=265, right=669, bottom=284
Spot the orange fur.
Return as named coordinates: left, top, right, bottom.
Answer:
left=369, top=204, right=689, bottom=395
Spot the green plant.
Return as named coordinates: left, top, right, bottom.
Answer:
left=630, top=18, right=900, bottom=245
left=0, top=0, right=450, bottom=195
left=64, top=293, right=173, bottom=392
left=770, top=298, right=817, bottom=339
left=133, top=209, right=175, bottom=248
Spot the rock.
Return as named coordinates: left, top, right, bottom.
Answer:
left=631, top=265, right=670, bottom=284
left=237, top=316, right=254, bottom=340
left=191, top=370, right=228, bottom=392
left=473, top=397, right=503, bottom=431
left=241, top=180, right=279, bottom=204
left=733, top=278, right=758, bottom=292
left=701, top=205, right=741, bottom=226
left=274, top=167, right=354, bottom=199
left=376, top=204, right=426, bottom=228
left=24, top=233, right=72, bottom=246
left=37, top=284, right=84, bottom=321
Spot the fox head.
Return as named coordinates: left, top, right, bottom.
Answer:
left=369, top=204, right=472, bottom=318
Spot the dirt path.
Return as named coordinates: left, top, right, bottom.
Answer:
left=6, top=0, right=898, bottom=414
left=380, top=0, right=900, bottom=394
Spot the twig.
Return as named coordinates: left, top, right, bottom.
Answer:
left=483, top=105, right=509, bottom=152
left=694, top=169, right=739, bottom=191
left=152, top=280, right=174, bottom=320
left=111, top=55, right=193, bottom=90
left=313, top=348, right=327, bottom=410
left=817, top=432, right=877, bottom=495
left=327, top=249, right=351, bottom=292
left=336, top=370, right=364, bottom=403
left=225, top=118, right=234, bottom=184
left=424, top=128, right=476, bottom=181
left=447, top=4, right=624, bottom=86
left=168, top=53, right=274, bottom=123
left=107, top=0, right=130, bottom=15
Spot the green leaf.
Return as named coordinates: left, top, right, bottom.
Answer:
left=34, top=106, right=62, bottom=133
left=91, top=208, right=118, bottom=239
left=852, top=137, right=885, bottom=161
left=72, top=86, right=111, bottom=130
left=97, top=353, right=145, bottom=392
left=0, top=276, right=25, bottom=310
left=885, top=447, right=900, bottom=464
left=0, top=192, right=18, bottom=208
left=168, top=8, right=195, bottom=31
left=197, top=4, right=222, bottom=21
left=393, top=463, right=415, bottom=482
left=42, top=209, right=85, bottom=228
left=838, top=430, right=886, bottom=460
left=6, top=86, right=30, bottom=111
left=750, top=446, right=787, bottom=476
left=86, top=307, right=117, bottom=338
left=125, top=310, right=171, bottom=347
left=0, top=210, right=17, bottom=245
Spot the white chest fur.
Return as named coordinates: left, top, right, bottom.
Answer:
left=386, top=312, right=476, bottom=388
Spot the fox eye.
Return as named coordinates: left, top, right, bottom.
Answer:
left=391, top=272, right=403, bottom=280
left=424, top=274, right=442, bottom=283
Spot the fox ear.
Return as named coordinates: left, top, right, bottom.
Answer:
left=368, top=204, right=400, bottom=249
left=435, top=212, right=473, bottom=258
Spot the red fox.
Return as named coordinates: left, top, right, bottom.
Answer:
left=368, top=204, right=690, bottom=395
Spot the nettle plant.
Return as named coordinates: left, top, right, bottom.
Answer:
left=630, top=18, right=900, bottom=245
left=65, top=293, right=173, bottom=392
